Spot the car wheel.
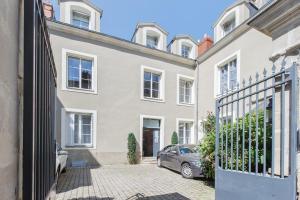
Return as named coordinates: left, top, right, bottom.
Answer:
left=157, top=157, right=162, bottom=167
left=181, top=163, right=193, bottom=179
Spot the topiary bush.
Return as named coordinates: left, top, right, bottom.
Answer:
left=127, top=133, right=137, bottom=164
left=171, top=131, right=178, bottom=144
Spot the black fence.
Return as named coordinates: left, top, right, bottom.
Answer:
left=24, top=0, right=57, bottom=199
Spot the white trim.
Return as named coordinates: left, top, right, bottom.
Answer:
left=176, top=118, right=195, bottom=144
left=61, top=108, right=97, bottom=149
left=214, top=50, right=241, bottom=97
left=177, top=74, right=195, bottom=106
left=62, top=48, right=98, bottom=94
left=140, top=65, right=165, bottom=102
left=179, top=39, right=196, bottom=59
left=139, top=114, right=165, bottom=158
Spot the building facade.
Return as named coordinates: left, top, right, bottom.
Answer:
left=47, top=0, right=295, bottom=166
left=49, top=0, right=201, bottom=165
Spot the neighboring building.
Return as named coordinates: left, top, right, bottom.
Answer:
left=196, top=0, right=273, bottom=138
left=48, top=0, right=199, bottom=165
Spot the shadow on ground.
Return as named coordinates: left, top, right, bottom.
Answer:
left=67, top=192, right=190, bottom=200
left=56, top=149, right=100, bottom=194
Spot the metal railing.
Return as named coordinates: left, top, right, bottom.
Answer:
left=23, top=0, right=57, bottom=199
left=215, top=63, right=298, bottom=199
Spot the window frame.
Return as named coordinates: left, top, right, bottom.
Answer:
left=62, top=49, right=98, bottom=94
left=176, top=118, right=195, bottom=145
left=141, top=66, right=165, bottom=102
left=222, top=17, right=236, bottom=36
left=71, top=10, right=90, bottom=29
left=181, top=44, right=191, bottom=58
left=61, top=108, right=97, bottom=149
left=146, top=35, right=159, bottom=49
left=177, top=74, right=195, bottom=106
left=214, top=50, right=240, bottom=97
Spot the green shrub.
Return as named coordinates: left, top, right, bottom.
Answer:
left=127, top=133, right=137, bottom=164
left=171, top=131, right=178, bottom=144
left=199, top=111, right=272, bottom=179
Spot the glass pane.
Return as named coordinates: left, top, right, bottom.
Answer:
left=152, top=90, right=159, bottom=98
left=220, top=64, right=228, bottom=93
left=152, top=81, right=159, bottom=90
left=144, top=81, right=151, bottom=89
left=74, top=114, right=79, bottom=144
left=179, top=94, right=185, bottom=103
left=82, top=135, right=91, bottom=144
left=82, top=124, right=91, bottom=135
left=82, top=115, right=92, bottom=125
left=68, top=57, right=80, bottom=88
left=144, top=72, right=151, bottom=81
left=81, top=59, right=92, bottom=71
left=72, top=12, right=90, bottom=29
left=152, top=74, right=160, bottom=82
left=229, top=59, right=237, bottom=89
left=146, top=36, right=158, bottom=48
left=144, top=89, right=151, bottom=97
left=81, top=79, right=91, bottom=89
left=181, top=45, right=191, bottom=58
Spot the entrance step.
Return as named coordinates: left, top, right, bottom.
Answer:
left=141, top=157, right=157, bottom=165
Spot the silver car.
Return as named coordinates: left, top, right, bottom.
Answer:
left=157, top=144, right=203, bottom=179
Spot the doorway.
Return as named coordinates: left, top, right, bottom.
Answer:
left=142, top=118, right=161, bottom=158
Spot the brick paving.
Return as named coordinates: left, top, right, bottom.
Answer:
left=55, top=164, right=215, bottom=200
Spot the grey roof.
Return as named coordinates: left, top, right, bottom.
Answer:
left=131, top=22, right=168, bottom=41
left=58, top=0, right=103, bottom=17
left=168, top=35, right=198, bottom=47
left=214, top=0, right=251, bottom=27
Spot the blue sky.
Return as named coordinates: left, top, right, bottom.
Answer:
left=53, top=0, right=236, bottom=42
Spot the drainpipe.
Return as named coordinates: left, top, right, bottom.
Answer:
left=195, top=59, right=200, bottom=145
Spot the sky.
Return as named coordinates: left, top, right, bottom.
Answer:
left=52, top=0, right=236, bottom=43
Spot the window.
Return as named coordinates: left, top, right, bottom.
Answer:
left=146, top=35, right=158, bottom=49
left=181, top=45, right=191, bottom=58
left=67, top=56, right=93, bottom=90
left=223, top=18, right=236, bottom=36
left=177, top=75, right=194, bottom=105
left=178, top=122, right=193, bottom=144
left=68, top=112, right=93, bottom=146
left=72, top=11, right=90, bottom=29
left=144, top=71, right=160, bottom=99
left=219, top=59, right=237, bottom=93
left=179, top=79, right=193, bottom=104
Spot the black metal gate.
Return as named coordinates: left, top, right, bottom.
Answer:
left=23, top=0, right=57, bottom=199
left=215, top=64, right=298, bottom=200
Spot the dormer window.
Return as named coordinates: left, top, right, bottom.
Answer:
left=146, top=35, right=158, bottom=49
left=72, top=11, right=90, bottom=29
left=181, top=45, right=191, bottom=58
left=222, top=17, right=235, bottom=36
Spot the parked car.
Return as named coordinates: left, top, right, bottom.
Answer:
left=157, top=144, right=203, bottom=179
left=56, top=143, right=68, bottom=178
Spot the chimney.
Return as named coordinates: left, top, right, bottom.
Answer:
left=198, top=34, right=214, bottom=56
left=42, top=0, right=54, bottom=19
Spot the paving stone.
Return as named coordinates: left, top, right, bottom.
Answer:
left=56, top=164, right=215, bottom=200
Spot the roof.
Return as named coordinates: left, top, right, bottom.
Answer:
left=214, top=0, right=253, bottom=27
left=168, top=35, right=198, bottom=47
left=58, top=0, right=103, bottom=18
left=131, top=22, right=168, bottom=41
left=47, top=20, right=196, bottom=68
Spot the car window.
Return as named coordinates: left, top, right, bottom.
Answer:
left=170, top=146, right=177, bottom=152
left=165, top=146, right=172, bottom=152
left=179, top=146, right=198, bottom=154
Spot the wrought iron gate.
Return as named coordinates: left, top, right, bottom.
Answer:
left=23, top=0, right=57, bottom=199
left=215, top=64, right=298, bottom=200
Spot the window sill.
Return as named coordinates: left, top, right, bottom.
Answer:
left=62, top=87, right=98, bottom=95
left=177, top=103, right=194, bottom=107
left=64, top=145, right=95, bottom=150
left=141, top=97, right=165, bottom=103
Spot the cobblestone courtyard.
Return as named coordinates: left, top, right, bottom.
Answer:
left=55, top=164, right=215, bottom=200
